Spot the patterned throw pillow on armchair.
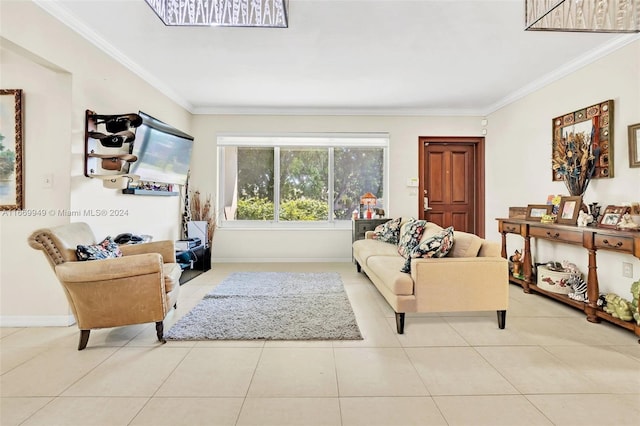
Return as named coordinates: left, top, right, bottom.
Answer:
left=76, top=236, right=123, bottom=261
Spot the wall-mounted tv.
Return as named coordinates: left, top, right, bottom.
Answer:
left=129, top=111, right=194, bottom=186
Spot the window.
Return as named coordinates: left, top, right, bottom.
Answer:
left=218, top=133, right=388, bottom=228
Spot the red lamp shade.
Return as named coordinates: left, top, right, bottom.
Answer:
left=360, top=192, right=377, bottom=207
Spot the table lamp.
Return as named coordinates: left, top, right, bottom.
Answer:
left=360, top=192, right=377, bottom=219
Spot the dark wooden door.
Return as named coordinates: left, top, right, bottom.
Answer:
left=419, top=137, right=485, bottom=236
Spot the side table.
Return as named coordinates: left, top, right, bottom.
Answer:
left=176, top=245, right=211, bottom=285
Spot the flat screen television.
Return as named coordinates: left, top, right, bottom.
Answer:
left=129, top=111, right=194, bottom=186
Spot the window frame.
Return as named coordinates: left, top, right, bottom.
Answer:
left=217, top=133, right=389, bottom=229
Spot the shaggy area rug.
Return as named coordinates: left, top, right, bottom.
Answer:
left=165, top=272, right=362, bottom=340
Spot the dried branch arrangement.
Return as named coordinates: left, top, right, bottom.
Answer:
left=552, top=130, right=598, bottom=196
left=190, top=190, right=215, bottom=246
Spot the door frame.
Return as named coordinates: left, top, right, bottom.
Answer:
left=418, top=136, right=485, bottom=237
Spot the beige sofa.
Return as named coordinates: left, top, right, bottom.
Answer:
left=352, top=220, right=509, bottom=333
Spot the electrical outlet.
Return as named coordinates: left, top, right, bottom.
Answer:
left=622, top=262, right=633, bottom=278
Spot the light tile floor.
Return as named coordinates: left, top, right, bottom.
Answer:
left=1, top=262, right=639, bottom=426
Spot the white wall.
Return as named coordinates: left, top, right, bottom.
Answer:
left=189, top=114, right=484, bottom=262
left=0, top=44, right=74, bottom=325
left=0, top=1, right=192, bottom=325
left=486, top=40, right=640, bottom=298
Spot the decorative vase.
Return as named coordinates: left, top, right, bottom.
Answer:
left=563, top=177, right=590, bottom=213
left=563, top=176, right=589, bottom=198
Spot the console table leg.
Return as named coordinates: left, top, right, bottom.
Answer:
left=586, top=248, right=600, bottom=323
left=522, top=235, right=532, bottom=293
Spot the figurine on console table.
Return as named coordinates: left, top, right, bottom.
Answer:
left=617, top=213, right=640, bottom=231
left=576, top=210, right=594, bottom=227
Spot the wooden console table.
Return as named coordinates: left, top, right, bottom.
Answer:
left=497, top=218, right=640, bottom=340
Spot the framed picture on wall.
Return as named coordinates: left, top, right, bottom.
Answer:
left=629, top=122, right=640, bottom=168
left=0, top=89, right=24, bottom=210
left=552, top=100, right=613, bottom=181
left=557, top=196, right=581, bottom=225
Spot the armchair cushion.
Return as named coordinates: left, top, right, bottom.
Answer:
left=76, top=236, right=122, bottom=261
left=163, top=263, right=182, bottom=292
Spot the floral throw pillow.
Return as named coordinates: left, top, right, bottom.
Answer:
left=397, top=219, right=427, bottom=259
left=76, top=236, right=123, bottom=261
left=372, top=217, right=403, bottom=244
left=401, top=226, right=454, bottom=273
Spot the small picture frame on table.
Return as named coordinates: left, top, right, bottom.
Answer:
left=598, top=205, right=630, bottom=229
left=526, top=204, right=553, bottom=221
left=557, top=196, right=582, bottom=225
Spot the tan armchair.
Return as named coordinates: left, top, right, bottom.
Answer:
left=28, top=222, right=181, bottom=350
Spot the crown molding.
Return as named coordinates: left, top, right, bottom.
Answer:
left=33, top=0, right=194, bottom=112
left=483, top=33, right=640, bottom=116
left=191, top=106, right=484, bottom=116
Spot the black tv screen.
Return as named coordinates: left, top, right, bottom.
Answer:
left=129, top=112, right=194, bottom=186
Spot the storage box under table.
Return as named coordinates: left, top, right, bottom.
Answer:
left=536, top=265, right=576, bottom=294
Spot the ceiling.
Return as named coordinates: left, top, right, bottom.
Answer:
left=35, top=0, right=638, bottom=115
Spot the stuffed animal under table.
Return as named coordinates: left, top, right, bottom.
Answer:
left=603, top=293, right=634, bottom=322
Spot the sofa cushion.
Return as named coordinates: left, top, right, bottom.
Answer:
left=401, top=226, right=454, bottom=273
left=367, top=256, right=414, bottom=295
left=419, top=222, right=445, bottom=241
left=353, top=239, right=400, bottom=265
left=397, top=219, right=427, bottom=258
left=448, top=231, right=483, bottom=258
left=372, top=217, right=402, bottom=244
left=76, top=236, right=122, bottom=261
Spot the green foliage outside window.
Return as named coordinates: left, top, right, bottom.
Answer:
left=237, top=197, right=274, bottom=220
left=280, top=198, right=329, bottom=221
left=234, top=145, right=383, bottom=221
left=236, top=197, right=329, bottom=221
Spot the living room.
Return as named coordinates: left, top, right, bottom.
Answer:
left=1, top=0, right=638, bottom=325
left=1, top=1, right=639, bottom=424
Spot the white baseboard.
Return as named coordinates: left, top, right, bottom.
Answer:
left=0, top=315, right=76, bottom=327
